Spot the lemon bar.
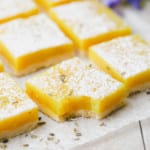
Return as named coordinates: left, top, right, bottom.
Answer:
left=35, top=0, right=73, bottom=9
left=89, top=35, right=150, bottom=92
left=0, top=0, right=39, bottom=24
left=0, top=73, right=38, bottom=139
left=49, top=0, right=131, bottom=52
left=26, top=57, right=126, bottom=121
left=0, top=13, right=74, bottom=76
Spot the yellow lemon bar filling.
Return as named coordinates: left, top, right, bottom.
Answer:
left=89, top=35, right=150, bottom=92
left=26, top=57, right=126, bottom=121
left=49, top=0, right=131, bottom=52
left=0, top=73, right=38, bottom=139
left=0, top=13, right=74, bottom=76
left=35, top=0, right=74, bottom=9
left=0, top=60, right=4, bottom=72
left=0, top=0, right=39, bottom=24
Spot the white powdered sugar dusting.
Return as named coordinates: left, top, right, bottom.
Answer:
left=28, top=57, right=122, bottom=101
left=52, top=1, right=119, bottom=39
left=0, top=73, right=37, bottom=120
left=0, top=13, right=72, bottom=57
left=0, top=0, right=37, bottom=20
left=92, top=35, right=150, bottom=79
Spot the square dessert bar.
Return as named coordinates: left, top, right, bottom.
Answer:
left=35, top=0, right=73, bottom=9
left=0, top=0, right=39, bottom=24
left=0, top=73, right=38, bottom=139
left=89, top=35, right=150, bottom=92
left=0, top=13, right=74, bottom=76
left=26, top=57, right=126, bottom=121
left=50, top=0, right=131, bottom=52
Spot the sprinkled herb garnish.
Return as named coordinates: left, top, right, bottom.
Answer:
left=49, top=133, right=55, bottom=137
left=68, top=89, right=73, bottom=96
left=47, top=137, right=54, bottom=141
left=48, top=93, right=53, bottom=97
left=54, top=139, right=60, bottom=144
left=1, top=139, right=9, bottom=144
left=146, top=91, right=150, bottom=95
left=38, top=121, right=46, bottom=126
left=74, top=121, right=79, bottom=127
left=23, top=144, right=29, bottom=147
left=12, top=101, right=18, bottom=105
left=76, top=132, right=82, bottom=137
left=99, top=122, right=106, bottom=126
left=60, top=74, right=66, bottom=83
left=73, top=128, right=77, bottom=133
left=40, top=138, right=43, bottom=142
left=121, top=72, right=126, bottom=76
left=89, top=64, right=93, bottom=68
left=73, top=137, right=80, bottom=141
left=31, top=134, right=38, bottom=139
left=46, top=133, right=55, bottom=141
left=73, top=128, right=82, bottom=137
left=0, top=143, right=7, bottom=149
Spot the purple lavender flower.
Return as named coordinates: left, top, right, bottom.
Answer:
left=127, top=0, right=142, bottom=9
left=103, top=0, right=143, bottom=10
left=103, top=0, right=121, bottom=8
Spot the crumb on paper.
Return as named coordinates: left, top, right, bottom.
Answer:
left=0, top=143, right=7, bottom=149
left=73, top=137, right=80, bottom=141
left=146, top=91, right=150, bottom=95
left=23, top=144, right=29, bottom=147
left=49, top=133, right=55, bottom=137
left=74, top=121, right=79, bottom=127
left=73, top=128, right=82, bottom=137
left=99, top=122, right=106, bottom=127
left=54, top=139, right=60, bottom=144
left=47, top=136, right=54, bottom=141
left=30, top=134, right=38, bottom=139
left=39, top=138, right=44, bottom=142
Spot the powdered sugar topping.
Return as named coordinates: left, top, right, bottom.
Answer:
left=28, top=58, right=122, bottom=101
left=0, top=14, right=72, bottom=57
left=0, top=73, right=37, bottom=120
